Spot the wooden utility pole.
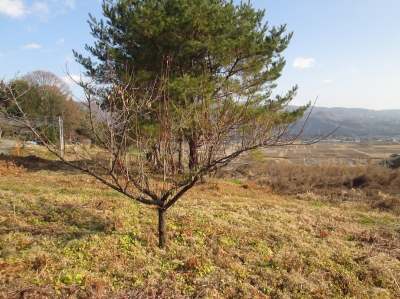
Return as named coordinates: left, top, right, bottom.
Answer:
left=59, top=116, right=64, bottom=158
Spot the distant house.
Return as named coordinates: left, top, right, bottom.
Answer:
left=69, top=135, right=91, bottom=147
left=342, top=137, right=354, bottom=142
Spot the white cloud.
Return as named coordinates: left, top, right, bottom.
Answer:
left=65, top=54, right=74, bottom=62
left=0, top=0, right=27, bottom=18
left=65, top=0, right=75, bottom=9
left=1, top=0, right=76, bottom=21
left=347, top=66, right=357, bottom=72
left=340, top=66, right=357, bottom=74
left=322, top=79, right=332, bottom=84
left=63, top=74, right=89, bottom=85
left=31, top=1, right=50, bottom=19
left=293, top=57, right=316, bottom=69
left=21, top=43, right=41, bottom=49
left=56, top=38, right=65, bottom=45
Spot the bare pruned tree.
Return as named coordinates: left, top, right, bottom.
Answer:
left=1, top=66, right=330, bottom=247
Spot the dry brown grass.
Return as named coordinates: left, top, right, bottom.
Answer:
left=219, top=161, right=400, bottom=215
left=0, top=156, right=399, bottom=298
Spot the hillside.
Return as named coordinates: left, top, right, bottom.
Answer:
left=0, top=155, right=399, bottom=298
left=292, top=107, right=400, bottom=137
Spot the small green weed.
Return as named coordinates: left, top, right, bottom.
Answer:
left=361, top=217, right=375, bottom=224
left=250, top=148, right=266, bottom=163
left=228, top=179, right=243, bottom=185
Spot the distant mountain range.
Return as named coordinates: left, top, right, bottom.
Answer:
left=76, top=102, right=399, bottom=137
left=292, top=106, right=400, bottom=137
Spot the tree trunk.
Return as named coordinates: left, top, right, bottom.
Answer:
left=158, top=207, right=167, bottom=248
left=178, top=138, right=185, bottom=174
left=188, top=137, right=198, bottom=171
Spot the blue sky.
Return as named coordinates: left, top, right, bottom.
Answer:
left=1, top=0, right=399, bottom=110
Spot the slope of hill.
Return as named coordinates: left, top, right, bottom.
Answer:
left=292, top=107, right=400, bottom=137
left=0, top=155, right=399, bottom=298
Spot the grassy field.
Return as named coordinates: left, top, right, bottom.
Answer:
left=0, top=146, right=399, bottom=298
left=259, top=142, right=400, bottom=166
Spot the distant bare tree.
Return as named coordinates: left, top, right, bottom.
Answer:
left=22, top=70, right=71, bottom=98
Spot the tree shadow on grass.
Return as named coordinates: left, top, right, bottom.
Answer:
left=0, top=155, right=127, bottom=240
left=0, top=187, right=141, bottom=298
left=0, top=198, right=120, bottom=241
left=0, top=154, right=79, bottom=173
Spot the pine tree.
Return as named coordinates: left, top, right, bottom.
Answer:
left=74, top=0, right=309, bottom=171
